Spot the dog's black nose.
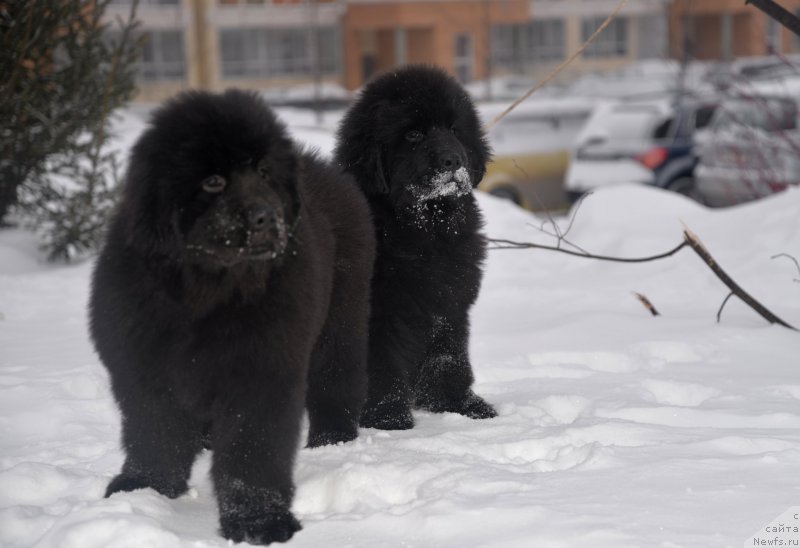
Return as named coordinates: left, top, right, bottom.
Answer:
left=248, top=204, right=276, bottom=232
left=439, top=151, right=463, bottom=171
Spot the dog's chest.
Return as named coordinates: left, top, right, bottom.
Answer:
left=376, top=228, right=482, bottom=305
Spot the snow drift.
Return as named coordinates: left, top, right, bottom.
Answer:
left=1, top=110, right=799, bottom=548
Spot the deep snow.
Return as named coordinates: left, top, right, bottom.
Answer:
left=1, top=108, right=800, bottom=548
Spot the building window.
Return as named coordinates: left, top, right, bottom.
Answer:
left=526, top=19, right=565, bottom=61
left=138, top=30, right=185, bottom=80
left=491, top=19, right=565, bottom=70
left=220, top=27, right=341, bottom=79
left=721, top=12, right=733, bottom=60
left=454, top=33, right=474, bottom=83
left=491, top=25, right=518, bottom=69
left=582, top=16, right=628, bottom=58
left=109, top=0, right=179, bottom=5
left=767, top=16, right=781, bottom=53
left=317, top=28, right=341, bottom=74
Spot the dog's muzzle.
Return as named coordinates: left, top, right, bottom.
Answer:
left=418, top=167, right=472, bottom=201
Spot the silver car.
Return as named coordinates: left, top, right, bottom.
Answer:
left=564, top=98, right=716, bottom=202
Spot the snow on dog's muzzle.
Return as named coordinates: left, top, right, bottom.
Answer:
left=419, top=167, right=472, bottom=201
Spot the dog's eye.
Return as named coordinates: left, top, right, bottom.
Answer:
left=257, top=158, right=269, bottom=179
left=201, top=175, right=227, bottom=194
left=405, top=130, right=423, bottom=143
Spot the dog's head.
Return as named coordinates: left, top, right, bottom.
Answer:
left=334, top=65, right=491, bottom=208
left=121, top=89, right=301, bottom=268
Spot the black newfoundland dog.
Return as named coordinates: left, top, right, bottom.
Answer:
left=89, top=89, right=374, bottom=544
left=334, top=65, right=497, bottom=430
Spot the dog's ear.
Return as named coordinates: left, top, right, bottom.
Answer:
left=285, top=153, right=302, bottom=223
left=469, top=128, right=492, bottom=189
left=335, top=99, right=392, bottom=196
left=470, top=156, right=487, bottom=189
left=120, top=145, right=177, bottom=256
left=338, top=146, right=388, bottom=196
left=373, top=147, right=389, bottom=195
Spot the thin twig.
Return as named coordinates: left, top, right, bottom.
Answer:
left=510, top=159, right=554, bottom=218
left=524, top=221, right=592, bottom=255
left=771, top=253, right=800, bottom=283
left=509, top=159, right=590, bottom=254
left=716, top=291, right=735, bottom=323
left=562, top=192, right=592, bottom=241
left=488, top=0, right=632, bottom=129
left=487, top=238, right=689, bottom=263
left=634, top=292, right=660, bottom=317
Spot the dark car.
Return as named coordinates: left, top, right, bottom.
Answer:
left=695, top=94, right=799, bottom=207
left=565, top=98, right=717, bottom=202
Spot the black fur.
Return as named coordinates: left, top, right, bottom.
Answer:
left=89, top=89, right=375, bottom=545
left=334, top=65, right=496, bottom=430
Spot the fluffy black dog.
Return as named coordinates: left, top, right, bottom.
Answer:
left=89, top=89, right=374, bottom=544
left=334, top=65, right=496, bottom=430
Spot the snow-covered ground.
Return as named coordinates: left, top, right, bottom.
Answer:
left=2, top=108, right=800, bottom=548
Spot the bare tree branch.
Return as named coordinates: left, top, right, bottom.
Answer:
left=488, top=229, right=797, bottom=331
left=745, top=0, right=800, bottom=38
left=487, top=237, right=689, bottom=263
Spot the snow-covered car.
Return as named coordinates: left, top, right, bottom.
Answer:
left=478, top=99, right=595, bottom=210
left=564, top=98, right=716, bottom=202
left=694, top=95, right=800, bottom=207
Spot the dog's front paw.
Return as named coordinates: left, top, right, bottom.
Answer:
left=105, top=472, right=188, bottom=499
left=360, top=399, right=414, bottom=430
left=307, top=426, right=358, bottom=448
left=220, top=509, right=301, bottom=545
left=417, top=389, right=497, bottom=420
left=458, top=391, right=497, bottom=419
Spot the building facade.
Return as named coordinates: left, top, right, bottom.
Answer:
left=107, top=0, right=345, bottom=102
left=106, top=0, right=674, bottom=103
left=492, top=0, right=669, bottom=84
left=669, top=0, right=800, bottom=61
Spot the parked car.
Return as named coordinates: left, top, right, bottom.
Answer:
left=478, top=99, right=596, bottom=210
left=694, top=94, right=800, bottom=207
left=564, top=98, right=717, bottom=202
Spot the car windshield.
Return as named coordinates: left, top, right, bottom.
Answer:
left=585, top=104, right=669, bottom=143
left=491, top=113, right=589, bottom=155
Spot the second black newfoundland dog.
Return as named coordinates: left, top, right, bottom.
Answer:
left=90, top=90, right=374, bottom=544
left=334, top=65, right=497, bottom=430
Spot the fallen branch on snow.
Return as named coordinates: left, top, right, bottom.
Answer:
left=682, top=228, right=797, bottom=331
left=488, top=229, right=797, bottom=331
left=634, top=293, right=660, bottom=317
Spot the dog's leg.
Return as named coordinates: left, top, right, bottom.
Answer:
left=413, top=315, right=497, bottom=420
left=212, top=377, right=304, bottom=545
left=359, top=313, right=415, bottom=430
left=105, top=384, right=204, bottom=499
left=306, top=290, right=369, bottom=447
